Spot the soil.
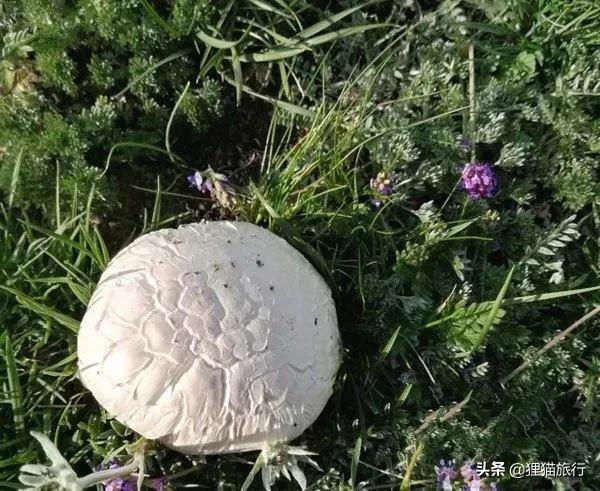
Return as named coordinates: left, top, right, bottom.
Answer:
left=99, top=87, right=272, bottom=252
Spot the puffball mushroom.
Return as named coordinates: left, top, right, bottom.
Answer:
left=78, top=221, right=340, bottom=455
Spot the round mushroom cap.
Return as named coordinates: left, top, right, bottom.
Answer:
left=78, top=221, right=340, bottom=454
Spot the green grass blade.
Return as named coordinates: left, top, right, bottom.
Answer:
left=223, top=75, right=315, bottom=117
left=102, top=142, right=187, bottom=177
left=4, top=334, right=25, bottom=433
left=41, top=352, right=77, bottom=375
left=426, top=285, right=600, bottom=328
left=445, top=219, right=476, bottom=237
left=506, top=285, right=600, bottom=305
left=471, top=265, right=515, bottom=352
left=238, top=25, right=385, bottom=62
left=400, top=441, right=423, bottom=491
left=238, top=46, right=304, bottom=63
left=241, top=452, right=264, bottom=491
left=198, top=30, right=239, bottom=49
left=302, top=24, right=386, bottom=48
left=277, top=61, right=290, bottom=98
left=93, top=226, right=110, bottom=270
left=380, top=325, right=402, bottom=361
left=165, top=81, right=190, bottom=162
left=25, top=277, right=91, bottom=305
left=151, top=175, right=162, bottom=227
left=0, top=286, right=80, bottom=333
left=250, top=181, right=282, bottom=219
left=36, top=377, right=67, bottom=403
left=139, top=0, right=177, bottom=36
left=8, top=148, right=23, bottom=208
left=54, top=162, right=61, bottom=226
left=350, top=436, right=361, bottom=487
left=17, top=220, right=97, bottom=265
left=231, top=46, right=243, bottom=106
left=248, top=0, right=292, bottom=18
left=297, top=0, right=382, bottom=40
left=114, top=48, right=191, bottom=98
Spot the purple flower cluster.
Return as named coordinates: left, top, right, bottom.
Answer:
left=435, top=459, right=456, bottom=490
left=187, top=171, right=213, bottom=194
left=370, top=171, right=397, bottom=209
left=370, top=172, right=394, bottom=196
left=461, top=462, right=482, bottom=490
left=435, top=460, right=498, bottom=491
left=188, top=167, right=236, bottom=209
left=97, top=461, right=168, bottom=491
left=97, top=462, right=136, bottom=491
left=153, top=476, right=168, bottom=490
left=460, top=162, right=498, bottom=200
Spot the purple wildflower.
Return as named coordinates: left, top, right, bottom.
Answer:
left=370, top=172, right=394, bottom=196
left=460, top=461, right=487, bottom=491
left=369, top=171, right=398, bottom=209
left=460, top=461, right=478, bottom=481
left=187, top=171, right=213, bottom=194
left=460, top=162, right=498, bottom=200
left=187, top=168, right=236, bottom=209
left=465, top=477, right=481, bottom=491
left=152, top=476, right=168, bottom=490
left=435, top=459, right=456, bottom=490
left=97, top=461, right=137, bottom=491
left=104, top=477, right=136, bottom=491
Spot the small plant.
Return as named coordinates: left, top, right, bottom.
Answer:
left=19, top=432, right=143, bottom=491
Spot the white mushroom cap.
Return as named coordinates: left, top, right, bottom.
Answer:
left=77, top=221, right=340, bottom=455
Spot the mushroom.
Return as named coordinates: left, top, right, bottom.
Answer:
left=77, top=221, right=340, bottom=456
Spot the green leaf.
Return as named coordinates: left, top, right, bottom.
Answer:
left=223, top=76, right=316, bottom=117
left=238, top=25, right=384, bottom=62
left=231, top=46, right=243, bottom=106
left=289, top=463, right=307, bottom=490
left=165, top=81, right=190, bottom=163
left=26, top=277, right=91, bottom=306
left=471, top=265, right=515, bottom=352
left=507, top=285, right=600, bottom=305
left=248, top=0, right=293, bottom=18
left=139, top=0, right=177, bottom=37
left=296, top=0, right=383, bottom=40
left=41, top=352, right=77, bottom=375
left=8, top=147, right=23, bottom=208
left=0, top=286, right=80, bottom=333
left=400, top=442, right=423, bottom=491
left=18, top=220, right=99, bottom=266
left=351, top=436, right=361, bottom=487
left=278, top=61, right=290, bottom=98
left=446, top=219, right=476, bottom=237
left=151, top=175, right=162, bottom=227
left=4, top=334, right=25, bottom=433
left=238, top=46, right=304, bottom=63
left=241, top=453, right=265, bottom=491
left=114, top=48, right=191, bottom=98
left=380, top=325, right=402, bottom=361
left=197, top=30, right=239, bottom=49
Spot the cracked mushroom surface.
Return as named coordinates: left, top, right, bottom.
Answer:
left=77, top=221, right=340, bottom=454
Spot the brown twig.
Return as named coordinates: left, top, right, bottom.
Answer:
left=501, top=305, right=600, bottom=385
